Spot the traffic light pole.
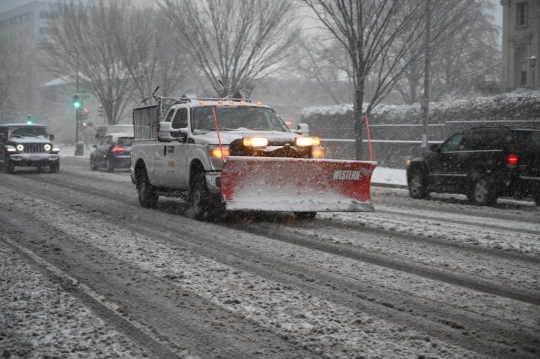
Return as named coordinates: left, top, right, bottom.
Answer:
left=75, top=109, right=79, bottom=143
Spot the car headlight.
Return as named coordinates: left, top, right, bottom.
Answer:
left=52, top=146, right=60, bottom=153
left=6, top=145, right=17, bottom=153
left=44, top=144, right=51, bottom=151
left=16, top=144, right=24, bottom=151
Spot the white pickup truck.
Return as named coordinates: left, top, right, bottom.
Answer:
left=130, top=94, right=375, bottom=221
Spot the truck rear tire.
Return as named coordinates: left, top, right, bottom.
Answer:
left=137, top=168, right=158, bottom=208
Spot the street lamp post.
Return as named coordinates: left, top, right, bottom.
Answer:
left=530, top=56, right=537, bottom=89
left=421, top=0, right=431, bottom=151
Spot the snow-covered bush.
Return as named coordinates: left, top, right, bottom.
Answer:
left=300, top=90, right=540, bottom=127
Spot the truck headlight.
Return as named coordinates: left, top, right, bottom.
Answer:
left=44, top=144, right=51, bottom=151
left=208, top=145, right=229, bottom=169
left=16, top=144, right=24, bottom=151
left=243, top=137, right=268, bottom=147
left=295, top=137, right=320, bottom=147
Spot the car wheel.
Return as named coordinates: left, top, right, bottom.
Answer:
left=137, top=167, right=158, bottom=208
left=294, top=212, right=317, bottom=220
left=105, top=158, right=114, bottom=172
left=471, top=177, right=497, bottom=206
left=90, top=157, right=98, bottom=171
left=5, top=160, right=15, bottom=174
left=408, top=171, right=428, bottom=199
left=49, top=162, right=60, bottom=173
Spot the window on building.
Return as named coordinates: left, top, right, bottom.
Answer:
left=514, top=46, right=530, bottom=86
left=516, top=2, right=528, bottom=26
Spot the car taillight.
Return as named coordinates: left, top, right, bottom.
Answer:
left=506, top=153, right=518, bottom=167
left=111, top=146, right=125, bottom=153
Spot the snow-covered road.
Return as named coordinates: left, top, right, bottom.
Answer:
left=0, top=158, right=539, bottom=358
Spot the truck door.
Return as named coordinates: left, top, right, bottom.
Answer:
left=153, top=109, right=176, bottom=187
left=155, top=107, right=189, bottom=189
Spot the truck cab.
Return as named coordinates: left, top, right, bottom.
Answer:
left=130, top=95, right=319, bottom=218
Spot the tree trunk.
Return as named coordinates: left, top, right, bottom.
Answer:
left=354, top=85, right=365, bottom=160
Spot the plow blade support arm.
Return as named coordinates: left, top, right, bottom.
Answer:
left=221, top=156, right=376, bottom=212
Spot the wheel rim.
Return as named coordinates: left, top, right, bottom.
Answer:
left=193, top=188, right=204, bottom=214
left=410, top=175, right=422, bottom=196
left=140, top=177, right=150, bottom=201
left=474, top=180, right=488, bottom=203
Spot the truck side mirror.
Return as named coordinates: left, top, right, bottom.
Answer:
left=158, top=121, right=181, bottom=142
left=293, top=123, right=310, bottom=136
left=49, top=134, right=54, bottom=141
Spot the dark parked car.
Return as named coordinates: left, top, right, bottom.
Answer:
left=90, top=133, right=133, bottom=172
left=406, top=126, right=540, bottom=206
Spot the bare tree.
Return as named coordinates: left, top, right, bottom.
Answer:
left=289, top=34, right=354, bottom=105
left=301, top=0, right=428, bottom=159
left=392, top=0, right=501, bottom=104
left=159, top=0, right=301, bottom=97
left=39, top=0, right=134, bottom=125
left=0, top=42, right=24, bottom=121
left=115, top=6, right=191, bottom=104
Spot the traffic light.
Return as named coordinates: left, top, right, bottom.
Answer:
left=98, top=104, right=103, bottom=117
left=26, top=114, right=33, bottom=125
left=82, top=108, right=89, bottom=116
left=72, top=94, right=81, bottom=109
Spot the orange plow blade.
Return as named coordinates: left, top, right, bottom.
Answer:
left=221, top=156, right=377, bottom=212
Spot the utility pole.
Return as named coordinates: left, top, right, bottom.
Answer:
left=421, top=0, right=431, bottom=151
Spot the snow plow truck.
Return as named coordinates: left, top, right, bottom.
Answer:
left=130, top=93, right=376, bottom=220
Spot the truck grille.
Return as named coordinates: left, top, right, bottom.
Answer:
left=23, top=144, right=46, bottom=153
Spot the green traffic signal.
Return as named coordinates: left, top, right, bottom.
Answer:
left=72, top=94, right=81, bottom=109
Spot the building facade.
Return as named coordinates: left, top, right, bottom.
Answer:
left=0, top=1, right=53, bottom=49
left=501, top=0, right=540, bottom=91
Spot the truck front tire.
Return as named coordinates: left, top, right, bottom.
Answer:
left=137, top=168, right=158, bottom=208
left=193, top=173, right=212, bottom=221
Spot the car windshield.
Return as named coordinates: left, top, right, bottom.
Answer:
left=117, top=137, right=133, bottom=147
left=9, top=126, right=48, bottom=138
left=192, top=106, right=289, bottom=133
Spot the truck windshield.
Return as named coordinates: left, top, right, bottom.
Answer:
left=9, top=126, right=48, bottom=138
left=192, top=106, right=289, bottom=133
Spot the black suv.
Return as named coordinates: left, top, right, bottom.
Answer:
left=406, top=126, right=540, bottom=205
